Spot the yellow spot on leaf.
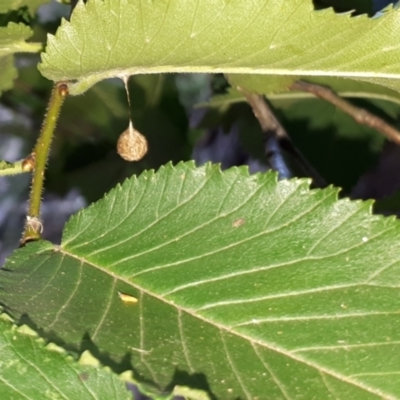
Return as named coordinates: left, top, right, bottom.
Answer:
left=232, top=218, right=245, bottom=228
left=118, top=291, right=138, bottom=304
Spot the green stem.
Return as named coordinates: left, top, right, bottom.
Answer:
left=0, top=154, right=35, bottom=176
left=21, top=82, right=68, bottom=245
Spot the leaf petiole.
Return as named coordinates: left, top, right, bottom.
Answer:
left=0, top=154, right=35, bottom=176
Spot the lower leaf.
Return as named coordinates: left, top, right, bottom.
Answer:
left=0, top=313, right=131, bottom=399
left=1, top=162, right=400, bottom=399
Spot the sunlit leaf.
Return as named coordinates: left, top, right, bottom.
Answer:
left=39, top=0, right=400, bottom=96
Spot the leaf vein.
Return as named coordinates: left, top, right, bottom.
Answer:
left=92, top=277, right=116, bottom=340
left=220, top=330, right=251, bottom=399
left=47, top=259, right=83, bottom=330
left=252, top=343, right=293, bottom=400
left=5, top=335, right=69, bottom=400
left=178, top=310, right=194, bottom=372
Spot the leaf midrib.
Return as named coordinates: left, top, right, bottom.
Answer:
left=82, top=67, right=398, bottom=80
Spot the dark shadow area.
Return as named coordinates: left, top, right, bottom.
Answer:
left=281, top=117, right=380, bottom=194
left=312, top=0, right=374, bottom=16
left=313, top=0, right=396, bottom=16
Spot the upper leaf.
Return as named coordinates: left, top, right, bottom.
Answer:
left=39, top=0, right=400, bottom=95
left=2, top=162, right=400, bottom=399
left=0, top=313, right=131, bottom=399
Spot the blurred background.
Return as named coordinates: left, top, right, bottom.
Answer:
left=0, top=0, right=399, bottom=265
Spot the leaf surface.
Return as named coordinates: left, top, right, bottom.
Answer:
left=0, top=22, right=41, bottom=95
left=2, top=162, right=400, bottom=399
left=0, top=23, right=40, bottom=57
left=39, top=0, right=400, bottom=95
left=225, top=76, right=400, bottom=107
left=0, top=56, right=17, bottom=94
left=0, top=314, right=131, bottom=399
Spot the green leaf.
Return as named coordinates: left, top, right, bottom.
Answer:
left=2, top=162, right=400, bottom=399
left=0, top=55, right=17, bottom=94
left=39, top=0, right=400, bottom=95
left=0, top=23, right=41, bottom=57
left=224, top=76, right=400, bottom=107
left=0, top=0, right=51, bottom=15
left=0, top=313, right=131, bottom=399
left=0, top=22, right=41, bottom=95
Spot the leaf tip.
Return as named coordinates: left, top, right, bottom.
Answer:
left=0, top=312, right=13, bottom=323
left=16, top=324, right=38, bottom=337
left=46, top=342, right=66, bottom=354
left=79, top=350, right=100, bottom=367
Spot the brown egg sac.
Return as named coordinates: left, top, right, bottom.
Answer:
left=117, top=123, right=148, bottom=161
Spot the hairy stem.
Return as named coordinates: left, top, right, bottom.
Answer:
left=21, top=82, right=68, bottom=245
left=290, top=80, right=400, bottom=146
left=238, top=88, right=326, bottom=188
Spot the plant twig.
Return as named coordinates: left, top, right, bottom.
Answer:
left=290, top=80, right=400, bottom=146
left=238, top=88, right=326, bottom=188
left=21, top=82, right=68, bottom=245
left=0, top=154, right=35, bottom=176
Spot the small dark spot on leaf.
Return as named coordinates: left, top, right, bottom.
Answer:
left=79, top=372, right=89, bottom=381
